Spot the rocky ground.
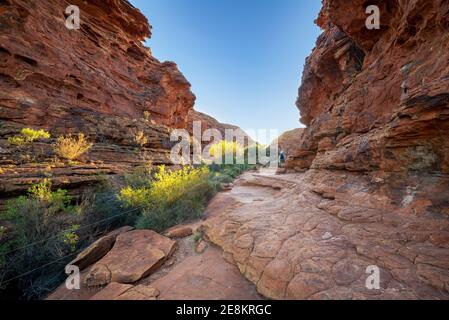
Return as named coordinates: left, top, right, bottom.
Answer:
left=204, top=169, right=449, bottom=299
left=49, top=168, right=449, bottom=300
left=3, top=0, right=449, bottom=301
left=48, top=215, right=262, bottom=300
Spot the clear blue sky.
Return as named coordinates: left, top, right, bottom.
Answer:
left=130, top=0, right=322, bottom=141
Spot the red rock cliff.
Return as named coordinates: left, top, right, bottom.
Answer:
left=290, top=0, right=449, bottom=174
left=201, top=1, right=449, bottom=300
left=0, top=0, right=195, bottom=129
left=0, top=0, right=195, bottom=196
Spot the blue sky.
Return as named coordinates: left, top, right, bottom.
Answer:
left=130, top=0, right=322, bottom=141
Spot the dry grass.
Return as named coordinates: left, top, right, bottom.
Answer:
left=134, top=130, right=148, bottom=147
left=54, top=134, right=93, bottom=161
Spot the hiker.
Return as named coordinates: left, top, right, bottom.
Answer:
left=279, top=150, right=286, bottom=167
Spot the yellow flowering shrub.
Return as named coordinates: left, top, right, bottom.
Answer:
left=118, top=165, right=215, bottom=231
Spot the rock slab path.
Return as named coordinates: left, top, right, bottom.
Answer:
left=204, top=168, right=449, bottom=300
left=50, top=168, right=449, bottom=300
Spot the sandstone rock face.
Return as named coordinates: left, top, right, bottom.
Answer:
left=0, top=0, right=195, bottom=198
left=203, top=169, right=449, bottom=300
left=148, top=244, right=261, bottom=300
left=215, top=0, right=449, bottom=300
left=164, top=225, right=193, bottom=239
left=273, top=128, right=304, bottom=152
left=69, top=226, right=134, bottom=271
left=288, top=0, right=449, bottom=177
left=187, top=110, right=255, bottom=147
left=269, top=128, right=316, bottom=172
left=85, top=230, right=177, bottom=286
left=90, top=283, right=160, bottom=300
left=0, top=0, right=195, bottom=129
left=49, top=226, right=261, bottom=300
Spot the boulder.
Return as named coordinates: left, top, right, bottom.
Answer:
left=68, top=226, right=134, bottom=270
left=85, top=230, right=177, bottom=286
left=164, top=225, right=193, bottom=239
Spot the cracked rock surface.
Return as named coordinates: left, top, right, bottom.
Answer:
left=203, top=169, right=449, bottom=300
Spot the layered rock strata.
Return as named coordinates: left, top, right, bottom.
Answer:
left=203, top=0, right=449, bottom=300
left=0, top=0, right=195, bottom=197
left=287, top=0, right=449, bottom=178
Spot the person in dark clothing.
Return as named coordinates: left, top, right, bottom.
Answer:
left=279, top=150, right=286, bottom=167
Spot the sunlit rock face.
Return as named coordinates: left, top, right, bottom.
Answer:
left=201, top=0, right=449, bottom=300
left=290, top=0, right=449, bottom=175
left=0, top=0, right=196, bottom=196
left=0, top=0, right=195, bottom=129
left=284, top=0, right=449, bottom=216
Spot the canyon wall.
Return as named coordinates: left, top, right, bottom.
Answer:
left=203, top=0, right=449, bottom=300
left=0, top=0, right=195, bottom=196
left=287, top=0, right=449, bottom=207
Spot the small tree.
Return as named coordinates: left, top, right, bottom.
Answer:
left=54, top=134, right=93, bottom=161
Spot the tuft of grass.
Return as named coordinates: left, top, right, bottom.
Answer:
left=143, top=111, right=152, bottom=122
left=54, top=133, right=93, bottom=161
left=193, top=231, right=203, bottom=243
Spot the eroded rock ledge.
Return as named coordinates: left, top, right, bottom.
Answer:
left=203, top=169, right=449, bottom=299
left=0, top=0, right=195, bottom=196
left=287, top=0, right=449, bottom=176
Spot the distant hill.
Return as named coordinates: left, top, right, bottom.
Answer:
left=187, top=110, right=255, bottom=147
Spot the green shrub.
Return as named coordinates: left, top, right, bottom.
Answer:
left=54, top=133, right=93, bottom=161
left=123, top=164, right=154, bottom=189
left=7, top=128, right=50, bottom=146
left=21, top=128, right=51, bottom=142
left=7, top=136, right=27, bottom=146
left=83, top=188, right=139, bottom=229
left=209, top=140, right=244, bottom=164
left=119, top=186, right=151, bottom=208
left=0, top=180, right=82, bottom=299
left=118, top=166, right=216, bottom=232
